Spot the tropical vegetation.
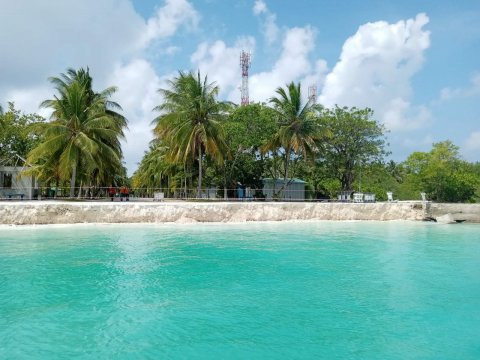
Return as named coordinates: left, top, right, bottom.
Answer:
left=1, top=66, right=479, bottom=202
left=25, top=68, right=127, bottom=197
left=263, top=82, right=323, bottom=191
left=152, top=71, right=228, bottom=197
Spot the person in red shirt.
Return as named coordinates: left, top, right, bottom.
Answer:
left=108, top=185, right=116, bottom=201
left=120, top=186, right=129, bottom=201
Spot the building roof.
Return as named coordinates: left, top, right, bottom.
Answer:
left=262, top=178, right=306, bottom=184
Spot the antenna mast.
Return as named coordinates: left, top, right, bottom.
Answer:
left=240, top=50, right=251, bottom=106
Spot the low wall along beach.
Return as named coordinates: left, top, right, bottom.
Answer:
left=1, top=201, right=479, bottom=225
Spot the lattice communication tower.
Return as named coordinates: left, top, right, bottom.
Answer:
left=240, top=50, right=251, bottom=106
left=308, top=85, right=317, bottom=104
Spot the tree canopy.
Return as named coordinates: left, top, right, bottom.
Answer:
left=402, top=141, right=478, bottom=202
left=264, top=82, right=323, bottom=189
left=26, top=68, right=127, bottom=196
left=317, top=106, right=388, bottom=191
left=2, top=67, right=479, bottom=203
left=0, top=102, right=44, bottom=166
left=152, top=71, right=229, bottom=197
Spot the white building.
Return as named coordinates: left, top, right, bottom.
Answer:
left=0, top=166, right=37, bottom=200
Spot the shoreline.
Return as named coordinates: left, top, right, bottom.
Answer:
left=2, top=200, right=478, bottom=226
left=0, top=220, right=438, bottom=231
left=1, top=201, right=479, bottom=226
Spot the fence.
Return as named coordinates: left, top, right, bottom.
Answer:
left=0, top=185, right=318, bottom=202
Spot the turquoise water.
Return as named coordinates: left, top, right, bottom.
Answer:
left=0, top=222, right=479, bottom=359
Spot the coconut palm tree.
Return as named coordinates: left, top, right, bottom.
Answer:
left=265, top=82, right=322, bottom=188
left=153, top=71, right=228, bottom=197
left=27, top=68, right=127, bottom=197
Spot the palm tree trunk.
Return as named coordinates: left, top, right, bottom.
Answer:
left=69, top=164, right=77, bottom=198
left=54, top=178, right=59, bottom=199
left=223, top=160, right=227, bottom=200
left=283, top=147, right=290, bottom=189
left=197, top=146, right=202, bottom=198
left=183, top=164, right=187, bottom=199
left=77, top=181, right=83, bottom=199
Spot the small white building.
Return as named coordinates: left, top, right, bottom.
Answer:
left=262, top=178, right=305, bottom=201
left=0, top=166, right=37, bottom=200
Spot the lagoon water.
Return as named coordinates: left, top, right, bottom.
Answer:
left=1, top=222, right=479, bottom=359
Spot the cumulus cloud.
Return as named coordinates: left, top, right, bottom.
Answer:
left=320, top=13, right=431, bottom=131
left=141, top=0, right=199, bottom=46
left=253, top=0, right=267, bottom=15
left=190, top=25, right=326, bottom=105
left=0, top=0, right=145, bottom=91
left=4, top=86, right=53, bottom=119
left=107, top=59, right=177, bottom=172
left=190, top=37, right=255, bottom=100
left=252, top=0, right=279, bottom=45
left=248, top=26, right=320, bottom=102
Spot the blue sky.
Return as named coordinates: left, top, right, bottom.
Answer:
left=1, top=0, right=479, bottom=173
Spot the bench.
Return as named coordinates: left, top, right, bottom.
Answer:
left=7, top=193, right=24, bottom=200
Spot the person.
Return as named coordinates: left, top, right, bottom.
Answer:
left=120, top=186, right=129, bottom=201
left=108, top=185, right=116, bottom=201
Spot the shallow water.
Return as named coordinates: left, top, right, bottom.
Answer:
left=1, top=222, right=479, bottom=359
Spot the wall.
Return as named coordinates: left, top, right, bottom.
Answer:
left=0, top=201, right=429, bottom=225
left=429, top=203, right=480, bottom=223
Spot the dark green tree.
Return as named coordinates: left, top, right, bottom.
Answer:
left=221, top=103, right=277, bottom=195
left=318, top=106, right=388, bottom=191
left=402, top=141, right=478, bottom=202
left=0, top=102, right=44, bottom=165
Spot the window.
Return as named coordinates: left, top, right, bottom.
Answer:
left=3, top=173, right=12, bottom=189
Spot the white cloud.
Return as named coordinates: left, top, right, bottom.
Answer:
left=263, top=14, right=280, bottom=45
left=142, top=0, right=199, bottom=46
left=190, top=37, right=255, bottom=100
left=0, top=0, right=145, bottom=92
left=190, top=25, right=326, bottom=105
left=300, top=59, right=329, bottom=97
left=440, top=72, right=480, bottom=101
left=253, top=0, right=267, bottom=15
left=383, top=99, right=432, bottom=130
left=107, top=59, right=177, bottom=172
left=4, top=86, right=53, bottom=119
left=319, top=13, right=431, bottom=131
left=252, top=0, right=279, bottom=45
left=248, top=26, right=318, bottom=102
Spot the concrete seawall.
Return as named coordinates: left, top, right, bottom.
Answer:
left=0, top=201, right=421, bottom=225
left=429, top=203, right=480, bottom=223
left=0, top=201, right=478, bottom=225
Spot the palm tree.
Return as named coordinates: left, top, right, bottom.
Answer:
left=153, top=71, right=228, bottom=197
left=265, top=82, right=322, bottom=189
left=27, top=68, right=127, bottom=197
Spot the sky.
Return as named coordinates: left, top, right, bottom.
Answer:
left=1, top=0, right=479, bottom=174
